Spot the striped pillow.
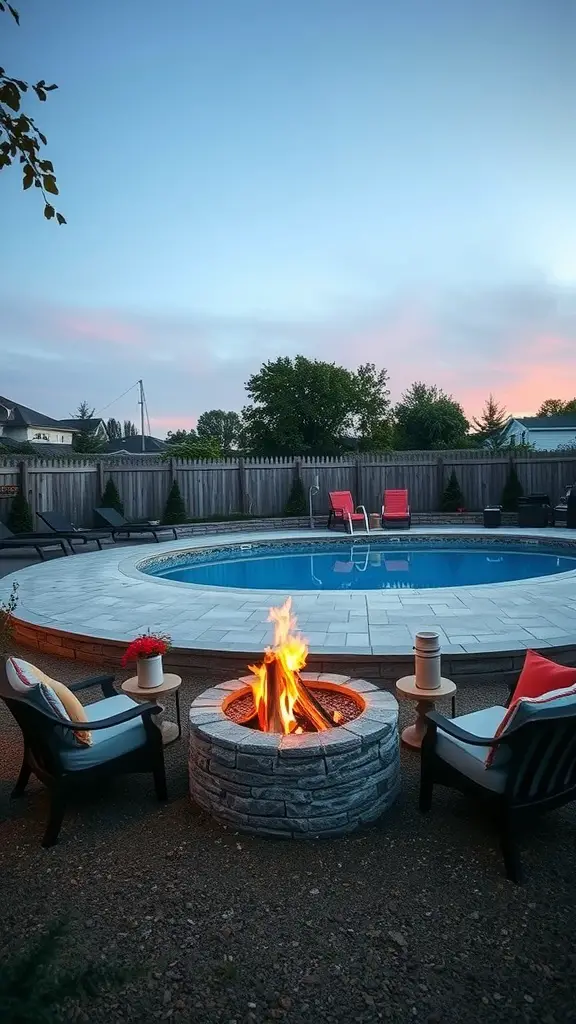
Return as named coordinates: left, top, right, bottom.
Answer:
left=486, top=681, right=576, bottom=767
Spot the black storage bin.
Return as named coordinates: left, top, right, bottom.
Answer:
left=518, top=494, right=551, bottom=528
left=483, top=507, right=502, bottom=528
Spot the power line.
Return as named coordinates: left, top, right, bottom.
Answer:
left=95, top=380, right=140, bottom=417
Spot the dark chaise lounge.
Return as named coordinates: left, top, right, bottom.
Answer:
left=94, top=507, right=178, bottom=542
left=37, top=510, right=114, bottom=550
left=0, top=522, right=70, bottom=560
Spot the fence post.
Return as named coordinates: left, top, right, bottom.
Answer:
left=436, top=456, right=444, bottom=510
left=18, top=460, right=31, bottom=523
left=238, top=457, right=248, bottom=514
left=96, top=460, right=105, bottom=499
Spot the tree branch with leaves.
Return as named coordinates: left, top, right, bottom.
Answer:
left=0, top=2, right=65, bottom=222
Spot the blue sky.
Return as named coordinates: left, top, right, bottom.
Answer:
left=1, top=0, right=575, bottom=433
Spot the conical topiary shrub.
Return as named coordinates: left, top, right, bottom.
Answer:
left=100, top=477, right=124, bottom=516
left=501, top=464, right=524, bottom=511
left=441, top=470, right=465, bottom=512
left=162, top=480, right=187, bottom=525
left=7, top=492, right=34, bottom=533
left=284, top=476, right=307, bottom=516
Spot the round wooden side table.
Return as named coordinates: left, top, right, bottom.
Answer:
left=369, top=512, right=381, bottom=531
left=395, top=675, right=456, bottom=751
left=122, top=673, right=182, bottom=746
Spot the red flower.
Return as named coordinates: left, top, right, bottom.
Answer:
left=121, top=631, right=171, bottom=667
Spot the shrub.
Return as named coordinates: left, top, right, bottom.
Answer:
left=501, top=464, right=524, bottom=511
left=7, top=491, right=34, bottom=533
left=284, top=476, right=307, bottom=516
left=441, top=470, right=465, bottom=512
left=163, top=479, right=187, bottom=525
left=100, top=477, right=124, bottom=515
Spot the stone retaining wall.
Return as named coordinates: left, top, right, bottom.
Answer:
left=188, top=675, right=400, bottom=837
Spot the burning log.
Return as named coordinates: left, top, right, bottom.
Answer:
left=248, top=598, right=343, bottom=734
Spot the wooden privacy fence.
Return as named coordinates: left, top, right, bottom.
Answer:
left=0, top=450, right=575, bottom=528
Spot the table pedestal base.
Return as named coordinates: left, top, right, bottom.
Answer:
left=401, top=700, right=435, bottom=749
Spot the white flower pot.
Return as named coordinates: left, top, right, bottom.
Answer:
left=137, top=654, right=164, bottom=689
left=414, top=631, right=441, bottom=690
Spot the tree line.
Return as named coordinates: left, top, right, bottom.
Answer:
left=162, top=356, right=576, bottom=459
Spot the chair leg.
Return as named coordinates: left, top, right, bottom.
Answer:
left=419, top=769, right=434, bottom=813
left=499, top=813, right=523, bottom=884
left=152, top=752, right=168, bottom=801
left=11, top=756, right=31, bottom=798
left=42, top=788, right=66, bottom=848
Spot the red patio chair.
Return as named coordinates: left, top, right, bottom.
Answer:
left=382, top=489, right=411, bottom=530
left=328, top=491, right=369, bottom=534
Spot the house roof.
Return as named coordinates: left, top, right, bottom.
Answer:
left=0, top=395, right=72, bottom=431
left=106, top=435, right=168, bottom=454
left=514, top=415, right=576, bottom=429
left=0, top=436, right=77, bottom=457
left=58, top=417, right=105, bottom=433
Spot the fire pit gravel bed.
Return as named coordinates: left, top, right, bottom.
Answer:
left=189, top=674, right=400, bottom=838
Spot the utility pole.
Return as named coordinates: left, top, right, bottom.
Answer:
left=138, top=379, right=145, bottom=452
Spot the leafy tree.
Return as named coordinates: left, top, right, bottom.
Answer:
left=501, top=464, right=524, bottom=511
left=123, top=419, right=138, bottom=437
left=440, top=470, right=465, bottom=512
left=536, top=398, right=576, bottom=417
left=0, top=4, right=65, bottom=223
left=106, top=417, right=122, bottom=440
left=197, top=410, right=242, bottom=451
left=7, top=490, right=33, bottom=532
left=71, top=402, right=107, bottom=454
left=166, top=428, right=197, bottom=444
left=471, top=394, right=508, bottom=448
left=100, top=477, right=124, bottom=515
left=162, top=480, right=187, bottom=524
left=163, top=436, right=222, bottom=460
left=242, top=356, right=391, bottom=455
left=284, top=476, right=307, bottom=516
left=394, top=383, right=470, bottom=450
left=354, top=363, right=393, bottom=450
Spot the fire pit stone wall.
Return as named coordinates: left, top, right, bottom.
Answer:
left=189, top=674, right=400, bottom=838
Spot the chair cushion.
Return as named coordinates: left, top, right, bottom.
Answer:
left=5, top=658, right=92, bottom=746
left=512, top=650, right=576, bottom=703
left=59, top=695, right=147, bottom=770
left=486, top=682, right=576, bottom=766
left=436, top=706, right=509, bottom=793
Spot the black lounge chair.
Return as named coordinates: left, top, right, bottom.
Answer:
left=1, top=660, right=167, bottom=847
left=420, top=680, right=576, bottom=883
left=94, top=506, right=178, bottom=541
left=37, top=510, right=114, bottom=550
left=0, top=522, right=70, bottom=560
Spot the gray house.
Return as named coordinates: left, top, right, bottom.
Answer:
left=502, top=415, right=576, bottom=451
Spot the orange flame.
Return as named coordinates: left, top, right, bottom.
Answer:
left=248, top=598, right=308, bottom=734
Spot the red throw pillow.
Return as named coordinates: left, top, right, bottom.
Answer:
left=512, top=650, right=576, bottom=703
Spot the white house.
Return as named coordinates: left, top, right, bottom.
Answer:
left=503, top=415, right=576, bottom=451
left=0, top=396, right=108, bottom=455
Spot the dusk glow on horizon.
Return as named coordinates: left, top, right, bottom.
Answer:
left=1, top=0, right=575, bottom=432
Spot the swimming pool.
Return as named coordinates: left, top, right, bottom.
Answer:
left=140, top=539, right=576, bottom=591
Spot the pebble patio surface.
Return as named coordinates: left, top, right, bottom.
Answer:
left=2, top=527, right=576, bottom=656
left=0, top=647, right=575, bottom=1024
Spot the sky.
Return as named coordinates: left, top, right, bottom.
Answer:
left=1, top=0, right=576, bottom=435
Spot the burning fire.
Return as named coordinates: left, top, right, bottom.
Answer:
left=248, top=598, right=343, bottom=734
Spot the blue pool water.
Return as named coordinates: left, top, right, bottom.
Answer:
left=141, top=542, right=576, bottom=590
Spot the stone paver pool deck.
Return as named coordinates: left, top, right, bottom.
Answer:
left=2, top=527, right=576, bottom=663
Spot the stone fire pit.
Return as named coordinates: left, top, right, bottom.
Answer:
left=189, top=674, right=400, bottom=838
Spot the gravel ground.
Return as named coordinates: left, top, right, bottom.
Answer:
left=1, top=644, right=575, bottom=1024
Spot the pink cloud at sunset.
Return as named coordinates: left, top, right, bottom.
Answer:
left=1, top=276, right=575, bottom=430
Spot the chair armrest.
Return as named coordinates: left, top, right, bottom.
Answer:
left=41, top=702, right=161, bottom=731
left=426, top=710, right=503, bottom=748
left=68, top=673, right=116, bottom=698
